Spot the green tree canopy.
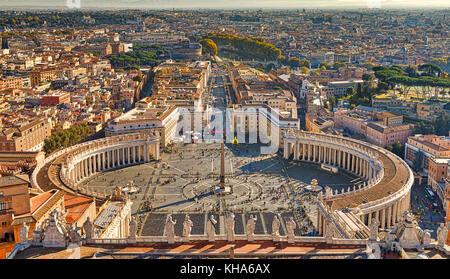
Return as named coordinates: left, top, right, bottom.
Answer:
left=199, top=38, right=218, bottom=56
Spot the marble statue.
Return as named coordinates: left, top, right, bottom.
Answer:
left=182, top=214, right=194, bottom=241
left=369, top=218, right=379, bottom=241
left=437, top=223, right=448, bottom=247
left=206, top=215, right=217, bottom=242
left=19, top=222, right=29, bottom=244
left=83, top=217, right=94, bottom=240
left=31, top=229, right=43, bottom=244
left=422, top=230, right=431, bottom=247
left=68, top=224, right=82, bottom=244
left=246, top=214, right=257, bottom=241
left=129, top=217, right=137, bottom=240
left=226, top=213, right=235, bottom=242
left=165, top=215, right=176, bottom=244
left=286, top=217, right=296, bottom=243
left=272, top=215, right=281, bottom=241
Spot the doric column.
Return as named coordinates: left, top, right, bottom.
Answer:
left=75, top=163, right=79, bottom=182
left=96, top=154, right=100, bottom=172
left=375, top=210, right=379, bottom=224
left=122, top=147, right=126, bottom=165
left=338, top=150, right=341, bottom=167
left=347, top=153, right=350, bottom=171
left=83, top=159, right=87, bottom=178
left=392, top=202, right=398, bottom=224
left=367, top=212, right=372, bottom=226
left=313, top=145, right=316, bottom=162
left=381, top=208, right=386, bottom=229
left=308, top=144, right=311, bottom=161
left=284, top=140, right=288, bottom=159
left=155, top=143, right=160, bottom=160
left=138, top=145, right=141, bottom=162
left=387, top=206, right=392, bottom=228
left=112, top=149, right=116, bottom=168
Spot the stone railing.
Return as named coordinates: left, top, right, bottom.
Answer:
left=85, top=234, right=368, bottom=246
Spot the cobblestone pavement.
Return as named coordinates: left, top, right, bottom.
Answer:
left=83, top=142, right=357, bottom=237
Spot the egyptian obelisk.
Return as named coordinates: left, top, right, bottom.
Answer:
left=220, top=142, right=225, bottom=189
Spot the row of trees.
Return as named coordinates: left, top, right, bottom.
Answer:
left=43, top=123, right=91, bottom=155
left=0, top=11, right=141, bottom=28
left=385, top=142, right=404, bottom=158
left=373, top=65, right=450, bottom=95
left=413, top=112, right=450, bottom=137
left=201, top=33, right=282, bottom=61
left=280, top=57, right=311, bottom=68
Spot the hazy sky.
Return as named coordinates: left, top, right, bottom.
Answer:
left=1, top=0, right=449, bottom=9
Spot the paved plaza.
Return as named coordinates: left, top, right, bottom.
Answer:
left=83, top=142, right=359, bottom=237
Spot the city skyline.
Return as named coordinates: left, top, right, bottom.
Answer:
left=1, top=0, right=450, bottom=9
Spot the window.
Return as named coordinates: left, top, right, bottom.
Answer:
left=0, top=202, right=6, bottom=211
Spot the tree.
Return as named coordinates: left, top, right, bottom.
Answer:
left=288, top=57, right=301, bottom=67
left=346, top=86, right=355, bottom=95
left=133, top=75, right=143, bottom=82
left=413, top=151, right=424, bottom=172
left=334, top=62, right=347, bottom=70
left=199, top=39, right=218, bottom=56
left=418, top=63, right=442, bottom=77
left=320, top=62, right=331, bottom=69
left=392, top=142, right=404, bottom=158
left=413, top=121, right=435, bottom=135
left=43, top=123, right=91, bottom=154
left=404, top=65, right=418, bottom=77
left=432, top=112, right=450, bottom=136
left=362, top=73, right=373, bottom=82
left=328, top=96, right=337, bottom=110
left=300, top=66, right=309, bottom=75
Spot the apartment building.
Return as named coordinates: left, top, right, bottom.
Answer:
left=0, top=118, right=52, bottom=152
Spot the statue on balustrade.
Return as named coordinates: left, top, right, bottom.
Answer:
left=182, top=214, right=194, bottom=241
left=286, top=217, right=297, bottom=243
left=437, top=223, right=448, bottom=248
left=129, top=217, right=137, bottom=240
left=20, top=222, right=29, bottom=244
left=165, top=215, right=176, bottom=244
left=369, top=218, right=379, bottom=241
left=68, top=224, right=82, bottom=244
left=272, top=215, right=281, bottom=241
left=83, top=217, right=94, bottom=240
left=246, top=214, right=257, bottom=242
left=207, top=215, right=217, bottom=242
left=226, top=213, right=236, bottom=242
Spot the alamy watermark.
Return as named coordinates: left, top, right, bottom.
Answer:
left=175, top=107, right=280, bottom=155
left=67, top=0, right=81, bottom=9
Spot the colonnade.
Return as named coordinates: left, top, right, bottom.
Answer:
left=68, top=141, right=159, bottom=184
left=282, top=131, right=413, bottom=234
left=284, top=139, right=379, bottom=183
